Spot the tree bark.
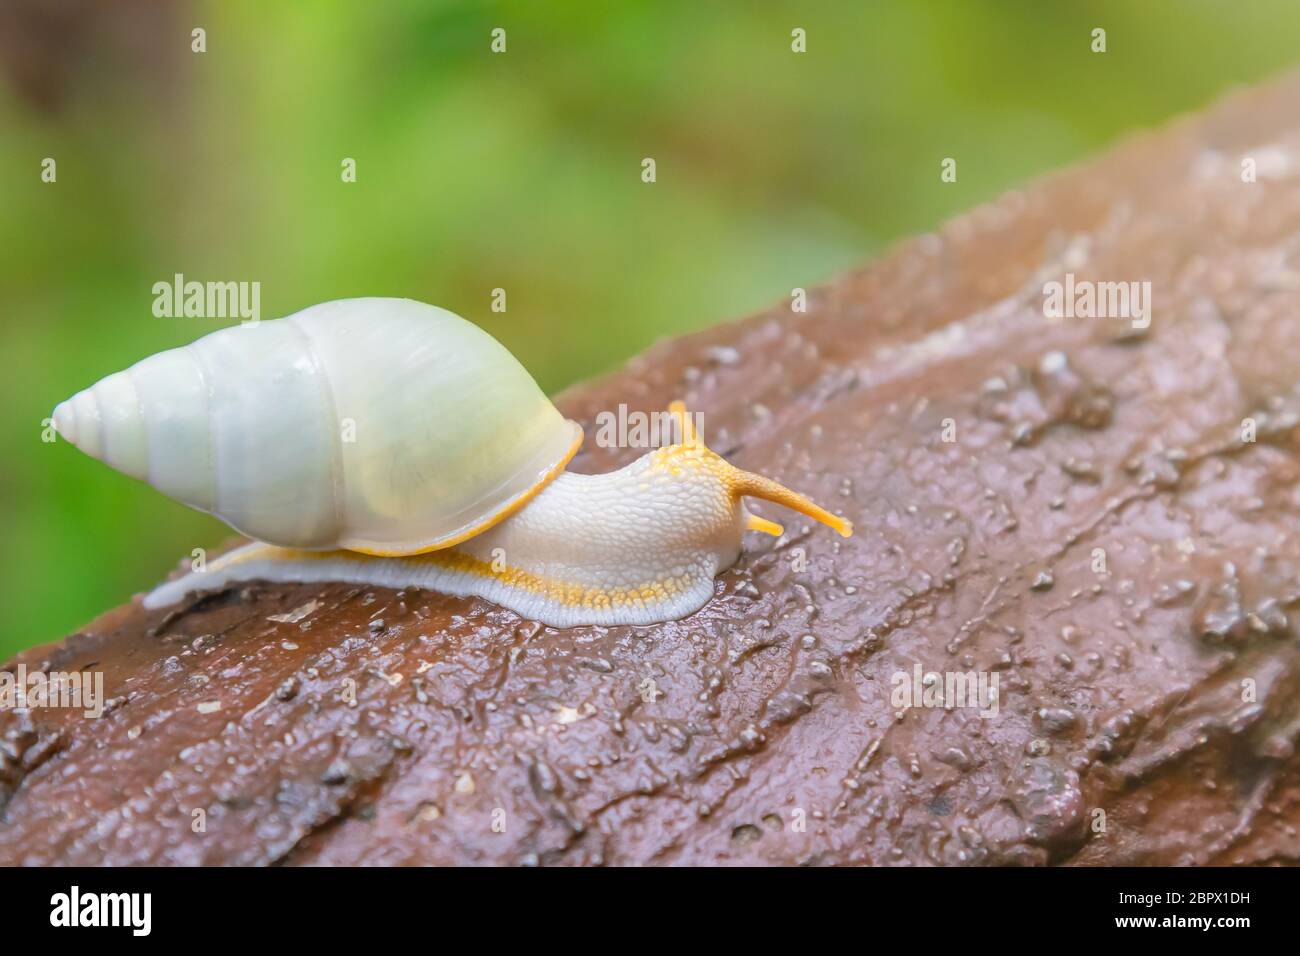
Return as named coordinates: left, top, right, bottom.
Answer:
left=6, top=73, right=1300, bottom=866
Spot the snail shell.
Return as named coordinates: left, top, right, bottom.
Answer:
left=52, top=298, right=583, bottom=554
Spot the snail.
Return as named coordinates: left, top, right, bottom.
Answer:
left=53, top=298, right=852, bottom=627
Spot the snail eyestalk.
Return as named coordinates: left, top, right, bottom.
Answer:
left=729, top=468, right=854, bottom=538
left=667, top=399, right=701, bottom=447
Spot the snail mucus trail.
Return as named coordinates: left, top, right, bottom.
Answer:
left=53, top=298, right=852, bottom=627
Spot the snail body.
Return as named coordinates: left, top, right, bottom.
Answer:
left=55, top=298, right=851, bottom=628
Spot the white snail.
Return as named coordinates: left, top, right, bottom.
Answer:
left=53, top=298, right=852, bottom=627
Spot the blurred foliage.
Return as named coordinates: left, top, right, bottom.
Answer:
left=3, top=0, right=1300, bottom=656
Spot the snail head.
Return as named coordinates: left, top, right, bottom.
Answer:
left=653, top=401, right=854, bottom=541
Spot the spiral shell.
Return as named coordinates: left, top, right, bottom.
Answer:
left=52, top=298, right=583, bottom=554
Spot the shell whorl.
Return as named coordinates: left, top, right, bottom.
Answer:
left=54, top=298, right=582, bottom=553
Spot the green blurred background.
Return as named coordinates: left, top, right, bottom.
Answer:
left=3, top=0, right=1300, bottom=657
